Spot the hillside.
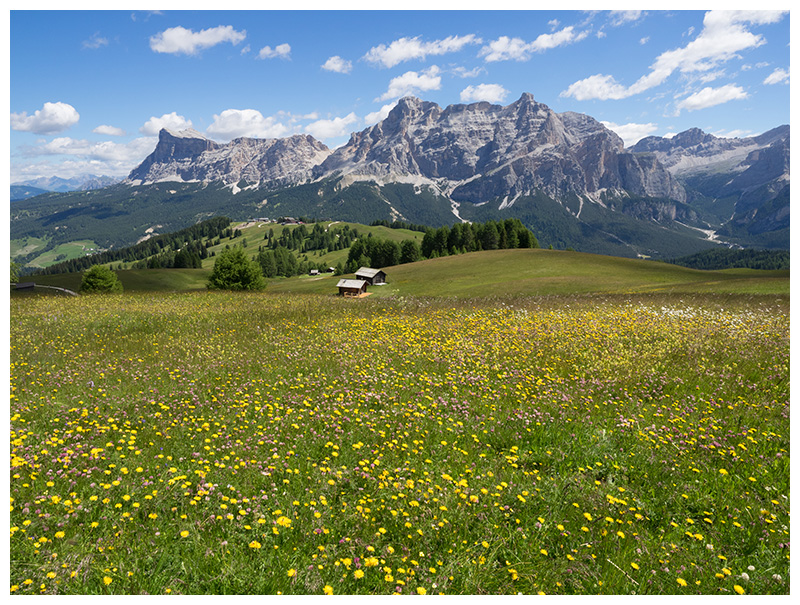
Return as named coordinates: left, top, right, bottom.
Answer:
left=24, top=247, right=789, bottom=298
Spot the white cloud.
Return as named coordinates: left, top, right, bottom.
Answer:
left=139, top=112, right=194, bottom=136
left=453, top=65, right=486, bottom=78
left=82, top=32, right=109, bottom=49
left=601, top=121, right=659, bottom=147
left=206, top=108, right=289, bottom=140
left=93, top=125, right=126, bottom=137
left=764, top=67, right=789, bottom=85
left=364, top=101, right=398, bottom=125
left=149, top=25, right=246, bottom=55
left=364, top=34, right=481, bottom=68
left=714, top=128, right=752, bottom=138
left=675, top=84, right=748, bottom=113
left=303, top=112, right=359, bottom=140
left=609, top=10, right=644, bottom=26
left=479, top=26, right=589, bottom=62
left=11, top=101, right=80, bottom=135
left=561, top=74, right=631, bottom=101
left=322, top=55, right=352, bottom=73
left=640, top=37, right=650, bottom=45
left=14, top=137, right=157, bottom=179
left=258, top=43, right=291, bottom=60
left=562, top=10, right=788, bottom=101
left=460, top=83, right=510, bottom=104
left=376, top=66, right=442, bottom=102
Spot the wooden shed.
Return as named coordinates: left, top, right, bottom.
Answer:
left=336, top=278, right=368, bottom=297
left=355, top=267, right=387, bottom=285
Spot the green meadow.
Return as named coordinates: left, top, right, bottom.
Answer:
left=9, top=250, right=789, bottom=595
left=22, top=248, right=790, bottom=298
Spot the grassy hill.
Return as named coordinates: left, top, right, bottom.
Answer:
left=24, top=247, right=789, bottom=298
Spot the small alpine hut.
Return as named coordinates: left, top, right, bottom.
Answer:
left=355, top=267, right=387, bottom=285
left=336, top=278, right=368, bottom=297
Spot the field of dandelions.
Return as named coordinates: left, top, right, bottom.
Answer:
left=10, top=292, right=789, bottom=595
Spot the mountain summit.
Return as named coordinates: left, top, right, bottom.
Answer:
left=315, top=93, right=685, bottom=205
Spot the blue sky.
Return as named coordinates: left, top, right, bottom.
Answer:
left=8, top=8, right=791, bottom=182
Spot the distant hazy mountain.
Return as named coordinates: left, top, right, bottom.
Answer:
left=11, top=185, right=50, bottom=202
left=12, top=174, right=120, bottom=194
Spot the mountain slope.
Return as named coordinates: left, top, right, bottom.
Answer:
left=631, top=125, right=789, bottom=247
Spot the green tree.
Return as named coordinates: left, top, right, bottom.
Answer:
left=10, top=260, right=20, bottom=283
left=80, top=265, right=123, bottom=294
left=207, top=247, right=265, bottom=291
left=399, top=239, right=422, bottom=264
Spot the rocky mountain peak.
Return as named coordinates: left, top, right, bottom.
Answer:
left=316, top=93, right=684, bottom=203
left=126, top=128, right=329, bottom=186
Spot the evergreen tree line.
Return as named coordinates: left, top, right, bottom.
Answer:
left=35, top=216, right=231, bottom=275
left=369, top=219, right=429, bottom=233
left=341, top=219, right=539, bottom=274
left=666, top=248, right=789, bottom=271
left=254, top=246, right=331, bottom=278
left=262, top=223, right=360, bottom=254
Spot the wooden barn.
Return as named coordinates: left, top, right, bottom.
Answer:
left=355, top=267, right=387, bottom=285
left=336, top=278, right=368, bottom=297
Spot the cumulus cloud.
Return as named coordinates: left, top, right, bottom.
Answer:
left=675, top=84, right=748, bottom=113
left=460, top=83, right=510, bottom=104
left=364, top=102, right=398, bottom=125
left=562, top=10, right=787, bottom=101
left=303, top=112, right=359, bottom=140
left=364, top=34, right=481, bottom=68
left=763, top=67, right=789, bottom=85
left=206, top=108, right=289, bottom=140
left=601, top=121, right=659, bottom=147
left=321, top=55, right=352, bottom=73
left=139, top=112, right=194, bottom=136
left=149, top=25, right=246, bottom=55
left=15, top=136, right=157, bottom=179
left=258, top=43, right=291, bottom=60
left=376, top=66, right=442, bottom=102
left=479, top=26, right=589, bottom=62
left=93, top=125, right=126, bottom=137
left=11, top=101, right=80, bottom=135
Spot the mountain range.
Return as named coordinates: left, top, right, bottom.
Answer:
left=11, top=93, right=789, bottom=265
left=11, top=174, right=120, bottom=200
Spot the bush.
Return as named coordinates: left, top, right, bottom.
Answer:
left=207, top=247, right=265, bottom=291
left=80, top=265, right=123, bottom=294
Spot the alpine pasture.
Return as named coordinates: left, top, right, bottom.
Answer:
left=9, top=255, right=789, bottom=595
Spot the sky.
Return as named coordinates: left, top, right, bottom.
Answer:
left=7, top=7, right=791, bottom=183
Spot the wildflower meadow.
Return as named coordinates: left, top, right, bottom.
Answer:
left=9, top=292, right=789, bottom=594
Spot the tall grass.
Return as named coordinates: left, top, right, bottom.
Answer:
left=9, top=291, right=789, bottom=594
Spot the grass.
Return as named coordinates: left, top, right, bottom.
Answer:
left=9, top=288, right=789, bottom=595
left=23, top=248, right=789, bottom=299
left=266, top=249, right=790, bottom=298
